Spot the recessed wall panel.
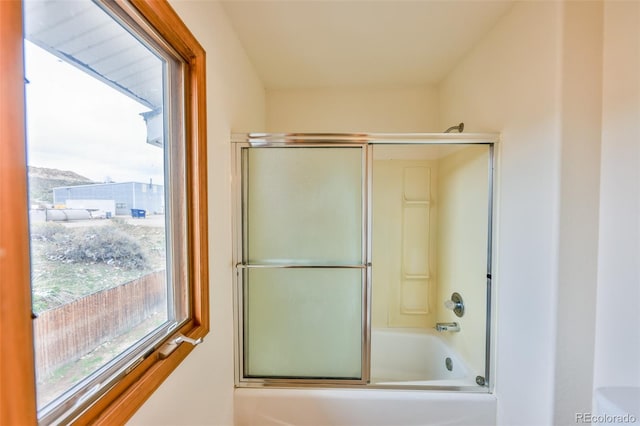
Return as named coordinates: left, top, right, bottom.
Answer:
left=402, top=205, right=430, bottom=277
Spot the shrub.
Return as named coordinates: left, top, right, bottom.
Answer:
left=31, top=222, right=67, bottom=242
left=43, top=224, right=149, bottom=270
left=109, top=217, right=129, bottom=227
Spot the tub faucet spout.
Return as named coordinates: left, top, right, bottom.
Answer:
left=435, top=322, right=460, bottom=332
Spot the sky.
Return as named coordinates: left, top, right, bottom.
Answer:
left=24, top=41, right=165, bottom=185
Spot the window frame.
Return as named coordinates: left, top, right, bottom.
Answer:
left=0, top=0, right=209, bottom=424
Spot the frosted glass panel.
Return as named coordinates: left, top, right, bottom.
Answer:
left=245, top=268, right=362, bottom=378
left=246, top=147, right=362, bottom=264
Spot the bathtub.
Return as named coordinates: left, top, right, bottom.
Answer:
left=235, top=328, right=495, bottom=425
left=370, top=328, right=478, bottom=387
left=235, top=389, right=496, bottom=426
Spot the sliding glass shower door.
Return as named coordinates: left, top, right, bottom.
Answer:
left=237, top=146, right=368, bottom=381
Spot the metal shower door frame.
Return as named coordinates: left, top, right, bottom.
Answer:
left=231, top=132, right=498, bottom=391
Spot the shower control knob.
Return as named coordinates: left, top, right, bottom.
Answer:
left=444, top=292, right=465, bottom=318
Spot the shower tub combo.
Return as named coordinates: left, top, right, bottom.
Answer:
left=232, top=133, right=498, bottom=425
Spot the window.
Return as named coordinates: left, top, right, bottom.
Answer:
left=0, top=0, right=208, bottom=424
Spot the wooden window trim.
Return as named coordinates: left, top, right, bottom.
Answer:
left=0, top=1, right=209, bottom=424
left=0, top=0, right=38, bottom=424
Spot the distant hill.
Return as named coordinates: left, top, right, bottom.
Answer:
left=28, top=166, right=95, bottom=205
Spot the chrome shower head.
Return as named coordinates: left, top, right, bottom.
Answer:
left=444, top=122, right=464, bottom=133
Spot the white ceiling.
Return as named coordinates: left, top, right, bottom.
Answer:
left=221, top=1, right=514, bottom=89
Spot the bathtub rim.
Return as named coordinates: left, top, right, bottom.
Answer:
left=234, top=387, right=498, bottom=426
left=234, top=379, right=491, bottom=393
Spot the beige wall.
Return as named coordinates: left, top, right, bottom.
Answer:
left=267, top=86, right=439, bottom=132
left=439, top=2, right=563, bottom=425
left=554, top=2, right=603, bottom=424
left=593, top=0, right=640, bottom=390
left=435, top=146, right=489, bottom=377
left=440, top=2, right=607, bottom=425
left=128, top=1, right=266, bottom=425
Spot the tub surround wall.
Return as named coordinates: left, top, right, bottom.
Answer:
left=372, top=157, right=439, bottom=329
left=372, top=144, right=490, bottom=376
left=435, top=146, right=490, bottom=377
left=127, top=1, right=266, bottom=425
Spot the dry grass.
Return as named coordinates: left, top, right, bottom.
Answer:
left=30, top=217, right=166, bottom=313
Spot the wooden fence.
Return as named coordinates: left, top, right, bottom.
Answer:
left=33, top=271, right=166, bottom=380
